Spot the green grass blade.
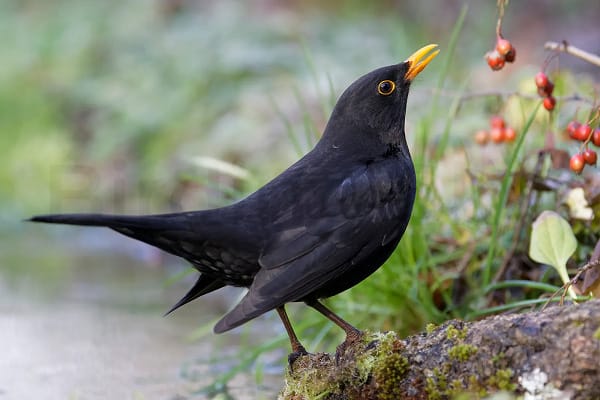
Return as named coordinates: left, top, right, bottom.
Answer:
left=482, top=102, right=542, bottom=286
left=467, top=295, right=592, bottom=319
left=484, top=279, right=561, bottom=293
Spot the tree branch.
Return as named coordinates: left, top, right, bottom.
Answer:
left=280, top=300, right=600, bottom=399
left=544, top=41, right=600, bottom=67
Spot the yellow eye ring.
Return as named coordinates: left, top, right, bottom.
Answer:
left=377, top=80, right=396, bottom=96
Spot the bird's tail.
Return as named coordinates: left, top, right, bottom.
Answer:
left=29, top=213, right=179, bottom=229
left=30, top=212, right=228, bottom=314
left=28, top=212, right=193, bottom=257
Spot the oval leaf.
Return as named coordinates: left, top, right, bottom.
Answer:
left=529, top=211, right=577, bottom=286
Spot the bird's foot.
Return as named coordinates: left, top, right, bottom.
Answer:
left=335, top=328, right=363, bottom=365
left=287, top=346, right=309, bottom=371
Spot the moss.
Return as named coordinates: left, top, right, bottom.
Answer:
left=447, top=378, right=466, bottom=396
left=435, top=367, right=448, bottom=391
left=425, top=376, right=442, bottom=400
left=281, top=328, right=516, bottom=399
left=281, top=356, right=337, bottom=400
left=281, top=331, right=412, bottom=400
left=426, top=367, right=513, bottom=399
left=491, top=352, right=506, bottom=364
left=373, top=353, right=409, bottom=400
left=423, top=362, right=515, bottom=398
left=424, top=366, right=448, bottom=399
left=593, top=326, right=600, bottom=340
left=468, top=375, right=488, bottom=397
left=446, top=324, right=468, bottom=341
left=426, top=322, right=437, bottom=334
left=422, top=323, right=514, bottom=399
left=370, top=331, right=410, bottom=399
left=448, top=343, right=478, bottom=362
left=487, top=368, right=516, bottom=391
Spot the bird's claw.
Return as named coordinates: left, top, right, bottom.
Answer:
left=334, top=329, right=363, bottom=365
left=287, top=347, right=309, bottom=371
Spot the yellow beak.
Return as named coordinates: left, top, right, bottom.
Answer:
left=404, top=44, right=440, bottom=81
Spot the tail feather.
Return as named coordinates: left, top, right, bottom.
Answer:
left=30, top=213, right=229, bottom=313
left=164, top=274, right=225, bottom=316
left=29, top=212, right=194, bottom=258
left=29, top=213, right=182, bottom=229
left=32, top=214, right=274, bottom=329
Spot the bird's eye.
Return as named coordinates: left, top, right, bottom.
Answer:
left=377, top=80, right=396, bottom=96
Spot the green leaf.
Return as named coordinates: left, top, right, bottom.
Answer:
left=529, top=211, right=577, bottom=298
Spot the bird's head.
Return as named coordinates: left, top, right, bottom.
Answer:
left=322, top=44, right=439, bottom=155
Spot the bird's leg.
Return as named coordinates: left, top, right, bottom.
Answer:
left=276, top=306, right=307, bottom=367
left=306, top=300, right=362, bottom=354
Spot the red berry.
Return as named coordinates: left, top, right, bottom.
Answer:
left=505, top=47, right=516, bottom=63
left=486, top=50, right=505, bottom=71
left=566, top=121, right=581, bottom=139
left=535, top=72, right=549, bottom=88
left=490, top=127, right=505, bottom=143
left=474, top=130, right=489, bottom=145
left=504, top=127, right=516, bottom=142
left=575, top=124, right=592, bottom=141
left=543, top=96, right=556, bottom=111
left=570, top=153, right=585, bottom=174
left=490, top=115, right=506, bottom=129
left=537, top=81, right=554, bottom=98
left=592, top=128, right=600, bottom=147
left=496, top=38, right=513, bottom=57
left=583, top=149, right=597, bottom=165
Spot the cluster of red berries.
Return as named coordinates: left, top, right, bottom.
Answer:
left=566, top=121, right=600, bottom=174
left=534, top=72, right=556, bottom=111
left=486, top=37, right=516, bottom=71
left=474, top=115, right=516, bottom=145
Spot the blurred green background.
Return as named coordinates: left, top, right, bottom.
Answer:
left=1, top=0, right=597, bottom=220
left=1, top=1, right=599, bottom=399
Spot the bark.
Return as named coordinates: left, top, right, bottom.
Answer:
left=280, top=299, right=600, bottom=400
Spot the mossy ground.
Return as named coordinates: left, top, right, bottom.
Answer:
left=280, top=323, right=522, bottom=399
left=279, top=331, right=408, bottom=400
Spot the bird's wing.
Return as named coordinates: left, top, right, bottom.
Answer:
left=214, top=158, right=415, bottom=332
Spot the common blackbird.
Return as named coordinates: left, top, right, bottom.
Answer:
left=30, top=44, right=439, bottom=355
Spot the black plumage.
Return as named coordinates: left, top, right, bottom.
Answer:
left=30, top=44, right=439, bottom=354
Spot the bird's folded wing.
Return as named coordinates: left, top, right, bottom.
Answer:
left=214, top=225, right=372, bottom=333
left=214, top=160, right=413, bottom=332
left=256, top=162, right=397, bottom=269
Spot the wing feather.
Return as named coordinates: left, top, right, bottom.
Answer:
left=215, top=158, right=415, bottom=333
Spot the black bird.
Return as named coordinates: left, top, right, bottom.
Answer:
left=30, top=44, right=439, bottom=355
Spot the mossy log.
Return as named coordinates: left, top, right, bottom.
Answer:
left=280, top=299, right=600, bottom=400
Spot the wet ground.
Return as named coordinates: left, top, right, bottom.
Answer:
left=0, top=227, right=283, bottom=400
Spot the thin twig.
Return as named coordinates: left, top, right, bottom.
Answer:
left=544, top=41, right=600, bottom=68
left=542, top=259, right=600, bottom=310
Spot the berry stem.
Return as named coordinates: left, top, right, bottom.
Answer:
left=586, top=107, right=600, bottom=125
left=579, top=110, right=600, bottom=148
left=495, top=0, right=508, bottom=38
